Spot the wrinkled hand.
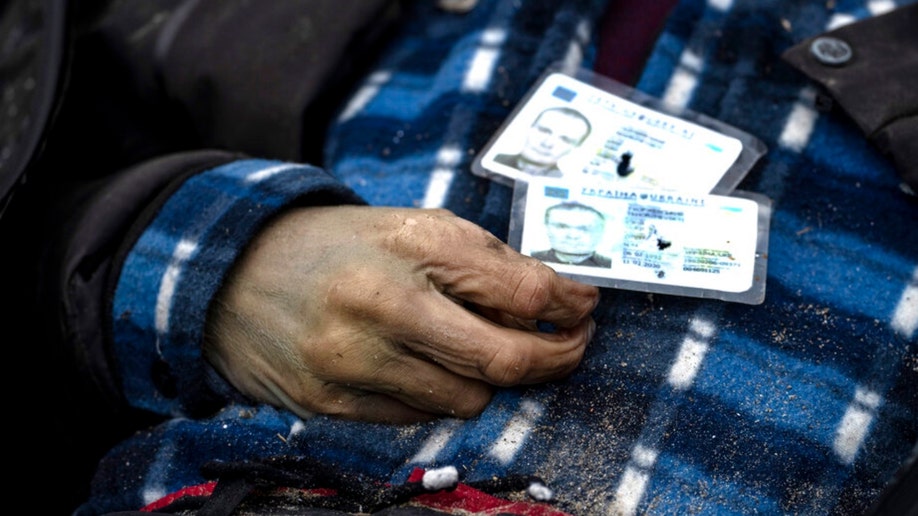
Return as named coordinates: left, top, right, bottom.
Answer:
left=205, top=206, right=599, bottom=423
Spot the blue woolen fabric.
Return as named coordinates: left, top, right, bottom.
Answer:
left=111, top=159, right=363, bottom=416
left=88, top=0, right=917, bottom=514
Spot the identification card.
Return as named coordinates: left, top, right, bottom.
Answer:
left=509, top=177, right=772, bottom=304
left=473, top=67, right=766, bottom=195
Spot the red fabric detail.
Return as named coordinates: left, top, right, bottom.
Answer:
left=594, top=0, right=680, bottom=85
left=141, top=481, right=217, bottom=512
left=140, top=482, right=337, bottom=512
left=142, top=468, right=572, bottom=515
left=408, top=467, right=426, bottom=483
left=407, top=468, right=573, bottom=516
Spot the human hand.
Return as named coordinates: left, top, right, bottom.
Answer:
left=205, top=206, right=600, bottom=423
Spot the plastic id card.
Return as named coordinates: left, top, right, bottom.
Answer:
left=473, top=65, right=766, bottom=195
left=509, top=177, right=772, bottom=304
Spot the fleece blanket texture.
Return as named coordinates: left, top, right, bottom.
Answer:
left=87, top=0, right=917, bottom=514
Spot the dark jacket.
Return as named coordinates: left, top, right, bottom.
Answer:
left=1, top=1, right=393, bottom=512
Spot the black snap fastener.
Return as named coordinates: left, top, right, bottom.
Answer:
left=809, top=36, right=852, bottom=66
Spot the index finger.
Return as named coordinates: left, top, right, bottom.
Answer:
left=420, top=216, right=600, bottom=328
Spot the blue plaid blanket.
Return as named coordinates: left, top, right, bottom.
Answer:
left=86, top=0, right=917, bottom=514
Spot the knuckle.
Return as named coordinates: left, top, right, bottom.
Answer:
left=508, top=263, right=556, bottom=319
left=482, top=346, right=531, bottom=386
left=381, top=211, right=441, bottom=256
left=379, top=209, right=471, bottom=261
